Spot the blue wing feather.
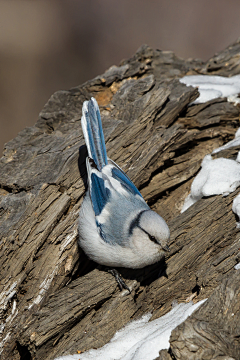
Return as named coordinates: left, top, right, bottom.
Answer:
left=108, top=160, right=143, bottom=198
left=111, top=167, right=142, bottom=197
left=86, top=158, right=111, bottom=241
left=90, top=172, right=110, bottom=216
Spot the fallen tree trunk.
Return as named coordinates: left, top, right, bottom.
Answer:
left=0, top=41, right=240, bottom=359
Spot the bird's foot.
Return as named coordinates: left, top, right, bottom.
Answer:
left=107, top=268, right=131, bottom=293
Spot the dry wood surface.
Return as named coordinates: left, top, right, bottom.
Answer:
left=0, top=40, right=240, bottom=359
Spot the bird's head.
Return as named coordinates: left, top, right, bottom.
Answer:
left=137, top=210, right=170, bottom=252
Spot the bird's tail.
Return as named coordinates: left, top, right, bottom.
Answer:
left=81, top=97, right=108, bottom=171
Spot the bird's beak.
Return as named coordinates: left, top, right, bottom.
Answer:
left=163, top=245, right=170, bottom=252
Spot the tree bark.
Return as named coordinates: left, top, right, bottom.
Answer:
left=0, top=41, right=240, bottom=359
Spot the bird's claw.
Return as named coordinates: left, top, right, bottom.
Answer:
left=108, top=268, right=131, bottom=293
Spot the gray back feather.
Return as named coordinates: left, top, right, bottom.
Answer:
left=100, top=193, right=149, bottom=246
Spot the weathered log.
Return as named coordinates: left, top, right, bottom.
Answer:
left=0, top=40, right=240, bottom=359
left=19, top=189, right=240, bottom=359
left=169, top=270, right=240, bottom=359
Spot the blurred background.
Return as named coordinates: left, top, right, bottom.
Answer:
left=1, top=0, right=240, bottom=154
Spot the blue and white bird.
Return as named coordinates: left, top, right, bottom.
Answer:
left=78, top=97, right=170, bottom=274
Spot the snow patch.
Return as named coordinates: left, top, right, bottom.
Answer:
left=180, top=123, right=240, bottom=226
left=180, top=74, right=240, bottom=104
left=181, top=155, right=240, bottom=212
left=234, top=263, right=240, bottom=270
left=54, top=299, right=206, bottom=360
left=227, top=94, right=240, bottom=106
left=212, top=136, right=240, bottom=155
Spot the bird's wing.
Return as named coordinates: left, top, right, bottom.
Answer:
left=86, top=157, right=148, bottom=244
left=107, top=158, right=144, bottom=199
left=86, top=157, right=123, bottom=244
left=86, top=157, right=111, bottom=217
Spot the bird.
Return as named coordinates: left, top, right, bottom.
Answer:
left=78, top=97, right=170, bottom=290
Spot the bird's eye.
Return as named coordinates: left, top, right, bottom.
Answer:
left=148, top=234, right=158, bottom=244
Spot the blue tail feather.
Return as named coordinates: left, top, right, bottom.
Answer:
left=81, top=98, right=108, bottom=171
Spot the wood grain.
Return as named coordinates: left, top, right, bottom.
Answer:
left=0, top=39, right=240, bottom=360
